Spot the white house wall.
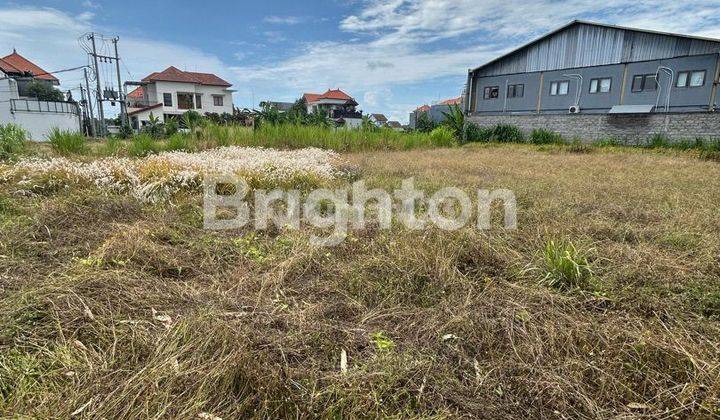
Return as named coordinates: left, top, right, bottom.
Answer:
left=0, top=76, right=80, bottom=141
left=153, top=81, right=233, bottom=115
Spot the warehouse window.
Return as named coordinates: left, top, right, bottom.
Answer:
left=483, top=86, right=499, bottom=99
left=589, top=78, right=612, bottom=94
left=631, top=74, right=657, bottom=92
left=549, top=81, right=569, bottom=96
left=507, top=84, right=524, bottom=98
left=676, top=70, right=705, bottom=88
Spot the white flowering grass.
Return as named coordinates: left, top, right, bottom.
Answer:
left=1, top=146, right=339, bottom=203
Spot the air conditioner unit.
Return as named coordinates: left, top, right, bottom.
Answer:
left=568, top=105, right=581, bottom=114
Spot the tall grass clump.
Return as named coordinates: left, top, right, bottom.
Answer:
left=128, top=133, right=159, bottom=157
left=47, top=128, right=86, bottom=155
left=207, top=123, right=436, bottom=152
left=0, top=123, right=26, bottom=161
left=647, top=133, right=671, bottom=148
left=101, top=137, right=123, bottom=156
left=593, top=138, right=625, bottom=147
left=429, top=126, right=457, bottom=147
left=165, top=133, right=194, bottom=152
left=466, top=124, right=525, bottom=143
left=530, top=128, right=565, bottom=144
left=539, top=240, right=593, bottom=291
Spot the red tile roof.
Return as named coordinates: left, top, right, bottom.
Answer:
left=303, top=89, right=356, bottom=104
left=1, top=50, right=59, bottom=83
left=415, top=105, right=431, bottom=112
left=0, top=57, right=20, bottom=74
left=303, top=93, right=322, bottom=103
left=440, top=97, right=462, bottom=105
left=127, top=103, right=163, bottom=116
left=127, top=87, right=144, bottom=99
left=141, top=66, right=231, bottom=87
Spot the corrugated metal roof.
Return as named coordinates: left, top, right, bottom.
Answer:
left=473, top=20, right=720, bottom=77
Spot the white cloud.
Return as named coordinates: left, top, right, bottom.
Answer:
left=82, top=0, right=101, bottom=9
left=263, top=15, right=302, bottom=25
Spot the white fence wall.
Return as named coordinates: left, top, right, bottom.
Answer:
left=0, top=97, right=81, bottom=141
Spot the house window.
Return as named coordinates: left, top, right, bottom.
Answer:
left=177, top=93, right=194, bottom=110
left=213, top=95, right=224, bottom=106
left=549, top=81, right=569, bottom=96
left=195, top=94, right=202, bottom=109
left=677, top=70, right=705, bottom=88
left=483, top=86, right=499, bottom=100
left=163, top=93, right=172, bottom=107
left=507, top=84, right=524, bottom=98
left=631, top=74, right=657, bottom=92
left=589, top=77, right=612, bottom=93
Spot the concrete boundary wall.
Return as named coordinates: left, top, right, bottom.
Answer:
left=468, top=112, right=720, bottom=143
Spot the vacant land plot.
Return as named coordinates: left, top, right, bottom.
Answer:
left=0, top=144, right=719, bottom=418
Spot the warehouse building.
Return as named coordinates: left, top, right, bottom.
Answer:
left=464, top=20, right=720, bottom=142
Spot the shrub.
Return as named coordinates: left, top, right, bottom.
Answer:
left=47, top=128, right=86, bottom=155
left=466, top=125, right=495, bottom=142
left=415, top=112, right=436, bottom=133
left=128, top=133, right=159, bottom=157
left=464, top=124, right=524, bottom=143
left=539, top=240, right=593, bottom=291
left=429, top=126, right=457, bottom=147
left=492, top=124, right=525, bottom=143
left=26, top=80, right=65, bottom=102
left=164, top=119, right=180, bottom=137
left=118, top=124, right=133, bottom=139
left=0, top=123, right=27, bottom=161
left=142, top=113, right=165, bottom=139
left=530, top=128, right=564, bottom=144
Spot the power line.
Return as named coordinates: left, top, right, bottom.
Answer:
left=0, top=64, right=89, bottom=81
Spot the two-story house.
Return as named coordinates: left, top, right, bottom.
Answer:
left=303, top=89, right=363, bottom=128
left=0, top=49, right=80, bottom=140
left=126, top=66, right=234, bottom=130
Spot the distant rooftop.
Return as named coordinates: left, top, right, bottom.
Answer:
left=141, top=66, right=232, bottom=87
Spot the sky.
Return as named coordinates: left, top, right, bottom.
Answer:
left=2, top=1, right=720, bottom=123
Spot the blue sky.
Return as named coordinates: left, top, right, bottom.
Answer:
left=2, top=1, right=720, bottom=122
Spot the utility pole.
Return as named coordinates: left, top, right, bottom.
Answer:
left=112, top=37, right=127, bottom=128
left=79, top=85, right=87, bottom=136
left=88, top=33, right=105, bottom=136
left=83, top=67, right=96, bottom=137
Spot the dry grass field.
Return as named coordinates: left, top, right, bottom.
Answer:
left=1, top=144, right=719, bottom=418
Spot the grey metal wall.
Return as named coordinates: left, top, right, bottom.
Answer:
left=472, top=54, right=719, bottom=115
left=475, top=23, right=720, bottom=77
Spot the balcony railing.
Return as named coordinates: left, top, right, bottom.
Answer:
left=331, top=109, right=363, bottom=119
left=10, top=99, right=79, bottom=115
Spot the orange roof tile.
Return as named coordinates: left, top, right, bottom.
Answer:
left=440, top=97, right=462, bottom=105
left=141, top=66, right=231, bottom=87
left=127, top=87, right=144, bottom=99
left=1, top=50, right=59, bottom=83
